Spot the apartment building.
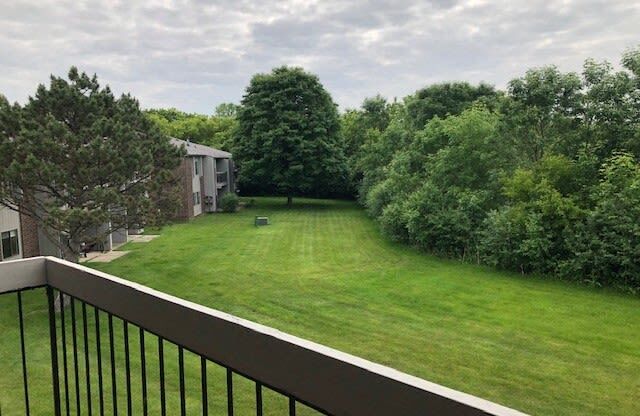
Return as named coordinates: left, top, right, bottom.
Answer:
left=172, top=138, right=235, bottom=219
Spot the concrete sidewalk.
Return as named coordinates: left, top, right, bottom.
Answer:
left=79, top=234, right=160, bottom=263
left=80, top=250, right=130, bottom=263
left=128, top=235, right=159, bottom=243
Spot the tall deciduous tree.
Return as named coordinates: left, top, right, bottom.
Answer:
left=501, top=66, right=582, bottom=163
left=234, top=66, right=347, bottom=205
left=0, top=67, right=183, bottom=259
left=340, top=95, right=397, bottom=194
left=579, top=54, right=640, bottom=160
left=405, top=82, right=498, bottom=129
left=214, top=102, right=239, bottom=118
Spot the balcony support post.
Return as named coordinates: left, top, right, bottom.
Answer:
left=47, top=286, right=63, bottom=416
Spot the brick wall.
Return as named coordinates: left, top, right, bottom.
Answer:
left=19, top=212, right=40, bottom=258
left=175, top=157, right=194, bottom=220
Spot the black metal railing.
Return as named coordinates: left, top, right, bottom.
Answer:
left=0, top=257, right=527, bottom=416
left=8, top=288, right=320, bottom=416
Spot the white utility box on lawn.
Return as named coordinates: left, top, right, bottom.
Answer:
left=255, top=216, right=269, bottom=226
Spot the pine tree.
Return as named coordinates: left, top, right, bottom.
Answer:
left=0, top=67, right=184, bottom=259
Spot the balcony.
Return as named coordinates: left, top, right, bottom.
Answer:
left=216, top=172, right=228, bottom=186
left=0, top=257, right=525, bottom=416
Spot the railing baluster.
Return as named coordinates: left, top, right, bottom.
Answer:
left=82, top=303, right=92, bottom=416
left=70, top=297, right=81, bottom=415
left=289, top=397, right=296, bottom=416
left=226, top=369, right=234, bottom=416
left=123, top=322, right=132, bottom=416
left=60, top=293, right=70, bottom=416
left=201, top=357, right=208, bottom=416
left=108, top=314, right=118, bottom=416
left=95, top=308, right=104, bottom=416
left=17, top=292, right=30, bottom=416
left=179, top=346, right=186, bottom=416
left=255, top=382, right=262, bottom=416
left=140, top=328, right=148, bottom=416
left=158, top=338, right=166, bottom=416
left=47, top=287, right=63, bottom=416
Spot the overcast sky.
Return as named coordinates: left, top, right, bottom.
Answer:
left=2, top=0, right=639, bottom=113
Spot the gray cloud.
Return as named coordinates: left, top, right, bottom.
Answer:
left=1, top=0, right=638, bottom=112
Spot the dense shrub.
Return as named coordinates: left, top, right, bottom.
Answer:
left=219, top=193, right=240, bottom=213
left=351, top=48, right=640, bottom=291
left=479, top=157, right=585, bottom=274
left=356, top=120, right=414, bottom=204
left=480, top=204, right=580, bottom=274
left=379, top=199, right=411, bottom=242
left=561, top=154, right=640, bottom=290
left=478, top=207, right=530, bottom=271
left=404, top=185, right=488, bottom=259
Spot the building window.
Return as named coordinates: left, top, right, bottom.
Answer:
left=1, top=229, right=19, bottom=259
left=194, top=158, right=201, bottom=176
left=193, top=192, right=200, bottom=205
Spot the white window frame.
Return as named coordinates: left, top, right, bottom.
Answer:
left=194, top=158, right=201, bottom=176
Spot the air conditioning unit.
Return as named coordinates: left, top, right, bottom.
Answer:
left=254, top=216, right=269, bottom=226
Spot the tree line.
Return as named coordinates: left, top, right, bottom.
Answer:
left=343, top=48, right=640, bottom=292
left=145, top=104, right=239, bottom=151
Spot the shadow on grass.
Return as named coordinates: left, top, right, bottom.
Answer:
left=241, top=196, right=357, bottom=212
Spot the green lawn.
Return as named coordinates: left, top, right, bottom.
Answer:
left=1, top=197, right=639, bottom=415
